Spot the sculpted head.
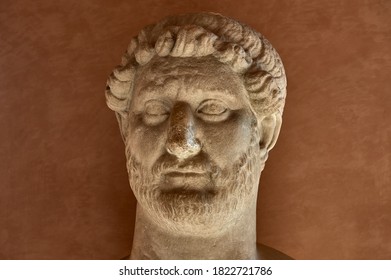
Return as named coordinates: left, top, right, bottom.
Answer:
left=106, top=13, right=286, bottom=236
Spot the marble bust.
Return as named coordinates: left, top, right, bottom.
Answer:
left=105, top=12, right=290, bottom=259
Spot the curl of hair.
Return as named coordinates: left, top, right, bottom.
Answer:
left=106, top=12, right=287, bottom=122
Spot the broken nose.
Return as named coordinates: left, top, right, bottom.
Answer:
left=166, top=125, right=201, bottom=159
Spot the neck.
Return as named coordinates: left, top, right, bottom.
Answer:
left=130, top=200, right=258, bottom=260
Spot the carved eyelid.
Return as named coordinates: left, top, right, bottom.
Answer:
left=196, top=99, right=229, bottom=115
left=144, top=99, right=170, bottom=115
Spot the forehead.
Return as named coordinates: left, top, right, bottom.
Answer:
left=133, top=56, right=247, bottom=103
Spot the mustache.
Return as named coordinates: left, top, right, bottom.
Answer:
left=151, top=151, right=219, bottom=176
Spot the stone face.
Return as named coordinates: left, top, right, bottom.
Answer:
left=105, top=12, right=289, bottom=260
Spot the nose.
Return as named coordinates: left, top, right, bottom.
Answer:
left=165, top=102, right=201, bottom=159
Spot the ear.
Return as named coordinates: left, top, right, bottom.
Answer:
left=259, top=113, right=282, bottom=152
left=115, top=112, right=128, bottom=143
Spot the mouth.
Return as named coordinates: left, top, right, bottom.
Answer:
left=160, top=170, right=212, bottom=192
left=163, top=166, right=207, bottom=174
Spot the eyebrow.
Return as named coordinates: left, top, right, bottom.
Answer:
left=136, top=84, right=241, bottom=107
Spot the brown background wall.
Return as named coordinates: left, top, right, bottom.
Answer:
left=1, top=0, right=390, bottom=259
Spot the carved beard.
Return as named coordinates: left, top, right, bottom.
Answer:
left=126, top=127, right=262, bottom=236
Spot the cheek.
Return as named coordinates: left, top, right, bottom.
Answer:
left=126, top=114, right=168, bottom=168
left=199, top=111, right=254, bottom=169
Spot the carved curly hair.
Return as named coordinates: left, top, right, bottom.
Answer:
left=106, top=12, right=287, bottom=124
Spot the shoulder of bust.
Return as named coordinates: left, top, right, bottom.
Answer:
left=256, top=243, right=293, bottom=260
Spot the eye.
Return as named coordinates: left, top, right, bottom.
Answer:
left=197, top=100, right=230, bottom=122
left=143, top=100, right=170, bottom=125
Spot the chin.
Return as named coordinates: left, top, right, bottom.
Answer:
left=138, top=191, right=246, bottom=236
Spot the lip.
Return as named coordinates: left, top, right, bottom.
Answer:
left=161, top=171, right=211, bottom=191
left=163, top=171, right=208, bottom=179
left=163, top=169, right=207, bottom=175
